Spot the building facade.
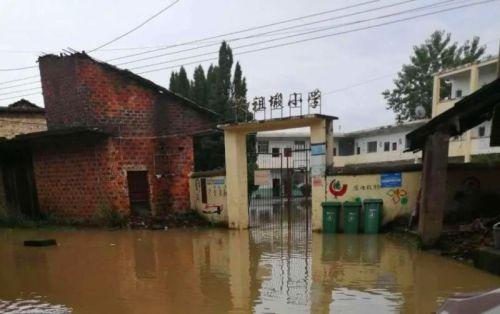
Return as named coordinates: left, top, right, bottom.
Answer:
left=0, top=53, right=218, bottom=219
left=256, top=120, right=427, bottom=170
left=433, top=56, right=500, bottom=161
left=0, top=99, right=46, bottom=139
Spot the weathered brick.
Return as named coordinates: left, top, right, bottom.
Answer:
left=34, top=53, right=217, bottom=219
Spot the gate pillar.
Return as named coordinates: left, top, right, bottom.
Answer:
left=224, top=130, right=249, bottom=229
left=310, top=119, right=334, bottom=232
left=220, top=114, right=337, bottom=230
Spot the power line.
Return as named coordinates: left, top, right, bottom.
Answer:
left=105, top=0, right=382, bottom=62
left=137, top=0, right=497, bottom=74
left=0, top=80, right=40, bottom=91
left=323, top=73, right=396, bottom=95
left=0, top=65, right=38, bottom=72
left=128, top=0, right=471, bottom=71
left=115, top=0, right=424, bottom=67
left=0, top=86, right=42, bottom=97
left=0, top=75, right=40, bottom=86
left=0, top=92, right=42, bottom=102
left=89, top=0, right=181, bottom=52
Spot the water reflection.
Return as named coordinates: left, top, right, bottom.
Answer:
left=0, top=227, right=499, bottom=313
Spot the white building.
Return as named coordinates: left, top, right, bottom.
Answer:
left=256, top=120, right=427, bottom=169
left=256, top=56, right=500, bottom=170
left=433, top=56, right=500, bottom=161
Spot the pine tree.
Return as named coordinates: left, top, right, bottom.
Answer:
left=190, top=65, right=207, bottom=105
left=383, top=31, right=485, bottom=122
left=176, top=66, right=191, bottom=98
left=169, top=72, right=178, bottom=93
left=206, top=64, right=219, bottom=111
left=214, top=41, right=233, bottom=119
left=232, top=62, right=247, bottom=102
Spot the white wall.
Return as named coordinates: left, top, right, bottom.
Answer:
left=256, top=137, right=311, bottom=169
left=354, top=132, right=407, bottom=155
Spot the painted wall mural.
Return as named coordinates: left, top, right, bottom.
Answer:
left=328, top=179, right=348, bottom=198
left=386, top=188, right=408, bottom=205
left=189, top=176, right=228, bottom=224
left=325, top=172, right=421, bottom=224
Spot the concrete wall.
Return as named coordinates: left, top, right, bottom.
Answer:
left=189, top=165, right=500, bottom=230
left=324, top=172, right=421, bottom=224
left=189, top=175, right=228, bottom=224
left=0, top=113, right=46, bottom=139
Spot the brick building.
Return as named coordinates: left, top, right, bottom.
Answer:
left=0, top=52, right=218, bottom=219
left=0, top=99, right=46, bottom=139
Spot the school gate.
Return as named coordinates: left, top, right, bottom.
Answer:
left=248, top=145, right=312, bottom=228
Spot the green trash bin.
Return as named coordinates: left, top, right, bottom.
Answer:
left=322, top=202, right=341, bottom=233
left=343, top=201, right=361, bottom=234
left=363, top=199, right=383, bottom=234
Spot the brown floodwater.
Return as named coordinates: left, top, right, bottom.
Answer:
left=0, top=227, right=499, bottom=314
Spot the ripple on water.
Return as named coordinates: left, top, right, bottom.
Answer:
left=0, top=298, right=72, bottom=314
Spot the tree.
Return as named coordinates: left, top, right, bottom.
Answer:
left=232, top=62, right=247, bottom=102
left=206, top=64, right=219, bottom=111
left=214, top=41, right=234, bottom=119
left=169, top=66, right=191, bottom=98
left=176, top=66, right=191, bottom=98
left=383, top=31, right=485, bottom=122
left=190, top=65, right=207, bottom=106
left=169, top=72, right=179, bottom=93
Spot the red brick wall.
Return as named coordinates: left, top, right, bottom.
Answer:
left=33, top=140, right=108, bottom=219
left=36, top=54, right=217, bottom=218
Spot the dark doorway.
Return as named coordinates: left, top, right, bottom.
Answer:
left=1, top=150, right=40, bottom=218
left=272, top=178, right=280, bottom=197
left=200, top=178, right=208, bottom=204
left=127, top=171, right=151, bottom=216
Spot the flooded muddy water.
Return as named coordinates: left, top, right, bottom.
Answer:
left=0, top=227, right=499, bottom=313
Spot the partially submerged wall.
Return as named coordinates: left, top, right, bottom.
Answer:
left=189, top=164, right=500, bottom=229
left=31, top=53, right=217, bottom=219
left=325, top=172, right=421, bottom=224
left=189, top=171, right=227, bottom=225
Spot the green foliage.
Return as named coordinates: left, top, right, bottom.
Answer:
left=168, top=41, right=252, bottom=122
left=170, top=41, right=254, bottom=172
left=383, top=31, right=485, bottom=123
left=191, top=65, right=207, bottom=105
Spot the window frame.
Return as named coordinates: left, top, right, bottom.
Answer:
left=367, top=141, right=377, bottom=153
left=272, top=147, right=280, bottom=157
left=257, top=141, right=269, bottom=153
left=383, top=141, right=390, bottom=152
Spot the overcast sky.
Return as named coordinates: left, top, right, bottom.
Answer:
left=0, top=0, right=499, bottom=131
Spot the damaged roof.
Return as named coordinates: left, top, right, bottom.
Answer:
left=38, top=52, right=219, bottom=119
left=406, top=78, right=500, bottom=151
left=0, top=126, right=109, bottom=151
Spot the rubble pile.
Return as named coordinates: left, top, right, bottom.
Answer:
left=438, top=216, right=500, bottom=262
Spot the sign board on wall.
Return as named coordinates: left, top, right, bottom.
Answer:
left=311, top=155, right=326, bottom=177
left=311, top=143, right=326, bottom=156
left=380, top=172, right=402, bottom=188
left=254, top=170, right=272, bottom=186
